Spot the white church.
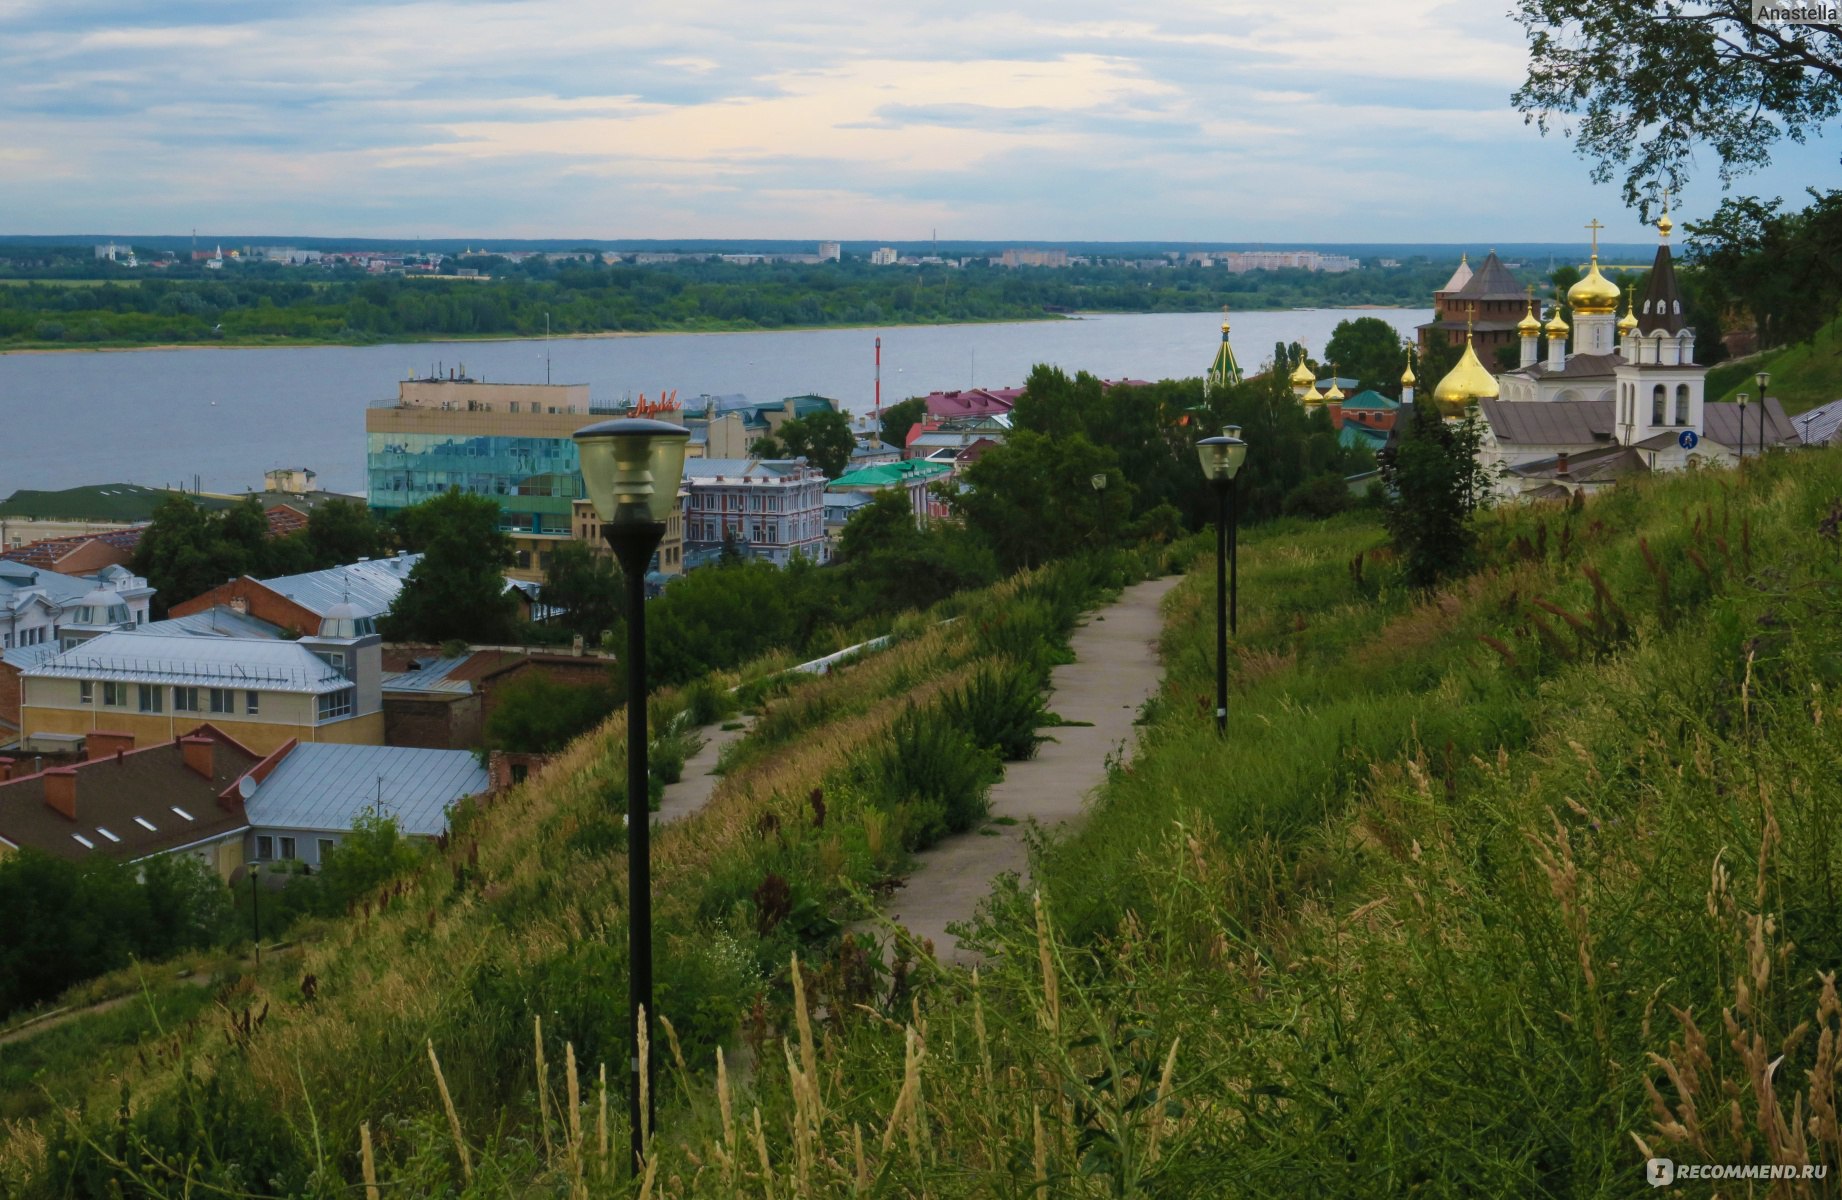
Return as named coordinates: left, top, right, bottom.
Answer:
left=1425, top=209, right=1800, bottom=501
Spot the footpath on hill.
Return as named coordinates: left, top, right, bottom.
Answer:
left=655, top=715, right=754, bottom=825
left=887, top=574, right=1180, bottom=963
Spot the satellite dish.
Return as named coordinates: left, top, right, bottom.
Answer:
left=237, top=775, right=258, bottom=800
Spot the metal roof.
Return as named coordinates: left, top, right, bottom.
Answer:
left=381, top=655, right=475, bottom=694
left=243, top=743, right=489, bottom=837
left=1790, top=399, right=1842, bottom=446
left=260, top=554, right=421, bottom=619
left=828, top=460, right=953, bottom=489
left=142, top=606, right=290, bottom=641
left=1703, top=398, right=1799, bottom=448
left=1454, top=251, right=1525, bottom=300
left=1478, top=400, right=1617, bottom=445
left=24, top=631, right=352, bottom=692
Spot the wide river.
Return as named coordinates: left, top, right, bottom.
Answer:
left=0, top=308, right=1428, bottom=496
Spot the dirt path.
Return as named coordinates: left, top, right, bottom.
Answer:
left=885, top=575, right=1180, bottom=964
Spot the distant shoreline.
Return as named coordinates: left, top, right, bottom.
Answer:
left=0, top=305, right=1428, bottom=356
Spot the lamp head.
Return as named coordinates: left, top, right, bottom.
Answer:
left=574, top=418, right=690, bottom=526
left=1090, top=473, right=1108, bottom=491
left=1737, top=392, right=1749, bottom=408
left=1196, top=430, right=1248, bottom=483
left=1756, top=370, right=1770, bottom=393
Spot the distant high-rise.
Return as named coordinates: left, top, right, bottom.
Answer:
left=818, top=241, right=841, bottom=262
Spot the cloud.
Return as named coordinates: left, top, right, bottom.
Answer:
left=0, top=0, right=1830, bottom=239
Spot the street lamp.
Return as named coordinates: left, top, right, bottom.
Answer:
left=248, top=864, right=261, bottom=967
left=1756, top=370, right=1771, bottom=459
left=1090, top=473, right=1108, bottom=546
left=1737, top=393, right=1749, bottom=467
left=1196, top=425, right=1248, bottom=736
left=573, top=416, right=691, bottom=1173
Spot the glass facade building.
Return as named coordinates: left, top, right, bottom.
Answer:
left=365, top=431, right=582, bottom=536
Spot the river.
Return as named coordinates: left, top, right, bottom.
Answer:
left=0, top=308, right=1428, bottom=496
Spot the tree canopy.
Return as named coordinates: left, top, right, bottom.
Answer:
left=774, top=409, right=856, bottom=477
left=1378, top=401, right=1491, bottom=587
left=1323, top=317, right=1410, bottom=396
left=382, top=489, right=520, bottom=644
left=1513, top=1, right=1842, bottom=208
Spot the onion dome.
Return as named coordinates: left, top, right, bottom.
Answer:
left=1323, top=372, right=1345, bottom=403
left=1617, top=286, right=1639, bottom=336
left=1568, top=258, right=1621, bottom=314
left=1400, top=352, right=1416, bottom=387
left=1288, top=354, right=1315, bottom=389
left=1544, top=302, right=1570, bottom=338
left=1517, top=295, right=1542, bottom=337
left=1432, top=333, right=1499, bottom=416
left=1300, top=382, right=1323, bottom=407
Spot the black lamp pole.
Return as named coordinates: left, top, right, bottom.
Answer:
left=605, top=520, right=665, bottom=1174
left=1229, top=474, right=1239, bottom=637
left=249, top=865, right=261, bottom=967
left=1214, top=480, right=1229, bottom=734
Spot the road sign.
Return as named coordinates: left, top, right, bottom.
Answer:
left=1678, top=430, right=1699, bottom=450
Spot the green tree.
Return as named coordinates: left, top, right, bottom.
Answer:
left=953, top=430, right=1131, bottom=572
left=1323, top=316, right=1408, bottom=395
left=837, top=490, right=997, bottom=617
left=311, top=810, right=427, bottom=915
left=1689, top=189, right=1842, bottom=349
left=132, top=494, right=272, bottom=614
left=1513, top=0, right=1842, bottom=208
left=382, top=490, right=520, bottom=644
left=879, top=396, right=928, bottom=451
left=1378, top=401, right=1490, bottom=587
left=776, top=409, right=856, bottom=477
left=305, top=499, right=389, bottom=566
left=540, top=540, right=626, bottom=642
left=483, top=672, right=619, bottom=755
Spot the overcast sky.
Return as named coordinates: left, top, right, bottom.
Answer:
left=1, top=0, right=1831, bottom=242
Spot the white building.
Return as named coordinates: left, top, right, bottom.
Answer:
left=869, top=247, right=898, bottom=266
left=0, top=563, right=150, bottom=656
left=1434, top=211, right=1801, bottom=501
left=682, top=458, right=830, bottom=566
left=818, top=241, right=842, bottom=262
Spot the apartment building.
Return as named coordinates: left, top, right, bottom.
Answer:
left=682, top=458, right=829, bottom=565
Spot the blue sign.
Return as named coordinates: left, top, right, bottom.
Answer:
left=1678, top=430, right=1699, bottom=450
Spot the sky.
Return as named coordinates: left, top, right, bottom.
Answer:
left=0, top=0, right=1833, bottom=243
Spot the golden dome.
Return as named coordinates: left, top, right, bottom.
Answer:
left=1400, top=352, right=1417, bottom=387
left=1617, top=286, right=1638, bottom=335
left=1568, top=257, right=1621, bottom=314
left=1517, top=295, right=1542, bottom=336
left=1300, top=383, right=1323, bottom=406
left=1288, top=354, right=1315, bottom=387
left=1432, top=334, right=1499, bottom=415
left=1324, top=381, right=1345, bottom=402
left=1544, top=302, right=1569, bottom=337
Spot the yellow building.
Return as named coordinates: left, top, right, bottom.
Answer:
left=19, top=613, right=384, bottom=756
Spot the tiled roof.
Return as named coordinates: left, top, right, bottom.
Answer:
left=243, top=743, right=487, bottom=838
left=0, top=725, right=259, bottom=861
left=1, top=527, right=146, bottom=570
left=24, top=630, right=352, bottom=693
left=1454, top=251, right=1525, bottom=301
left=265, top=506, right=310, bottom=538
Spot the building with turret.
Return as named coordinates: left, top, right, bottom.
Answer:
left=1417, top=251, right=1529, bottom=367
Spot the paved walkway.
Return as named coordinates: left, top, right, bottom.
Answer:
left=655, top=716, right=754, bottom=825
left=885, top=575, right=1180, bottom=964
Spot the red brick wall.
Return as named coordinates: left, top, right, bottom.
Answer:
left=477, top=657, right=616, bottom=727
left=169, top=580, right=320, bottom=633
left=0, top=660, right=20, bottom=734
left=384, top=693, right=483, bottom=750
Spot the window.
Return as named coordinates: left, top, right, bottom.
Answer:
left=318, top=688, right=355, bottom=720
left=210, top=688, right=235, bottom=714
left=1675, top=384, right=1690, bottom=426
left=174, top=687, right=200, bottom=712
left=256, top=834, right=274, bottom=859
left=279, top=836, right=297, bottom=860
left=317, top=838, right=336, bottom=863
left=315, top=650, right=346, bottom=671
left=1652, top=385, right=1666, bottom=425
left=79, top=680, right=92, bottom=705
left=137, top=684, right=163, bottom=714
left=246, top=690, right=260, bottom=715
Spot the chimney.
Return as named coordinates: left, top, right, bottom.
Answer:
left=180, top=735, right=215, bottom=780
left=1556, top=452, right=1570, bottom=475
left=0, top=757, right=13, bottom=782
left=44, top=767, right=77, bottom=820
left=86, top=730, right=135, bottom=761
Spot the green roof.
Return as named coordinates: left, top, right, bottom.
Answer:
left=0, top=484, right=238, bottom=522
left=1339, top=390, right=1400, bottom=411
left=1339, top=424, right=1389, bottom=453
left=827, top=460, right=953, bottom=490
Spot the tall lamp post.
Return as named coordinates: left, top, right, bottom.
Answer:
left=1737, top=393, right=1750, bottom=469
left=248, top=864, right=261, bottom=967
left=1090, top=472, right=1108, bottom=545
left=573, top=416, right=691, bottom=1173
left=1756, top=370, right=1771, bottom=459
left=1196, top=426, right=1248, bottom=735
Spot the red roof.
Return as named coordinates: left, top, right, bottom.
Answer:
left=265, top=506, right=310, bottom=538
left=1, top=526, right=147, bottom=570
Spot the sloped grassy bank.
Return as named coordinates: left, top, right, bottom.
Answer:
left=339, top=449, right=1841, bottom=1199
left=2, top=548, right=1166, bottom=1196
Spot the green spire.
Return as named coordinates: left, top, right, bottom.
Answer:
left=1204, top=305, right=1242, bottom=397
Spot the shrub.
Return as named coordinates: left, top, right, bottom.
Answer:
left=940, top=659, right=1051, bottom=761
left=850, top=704, right=1001, bottom=850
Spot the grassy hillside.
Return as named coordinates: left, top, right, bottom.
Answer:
left=1711, top=311, right=1842, bottom=415
left=9, top=448, right=1842, bottom=1197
